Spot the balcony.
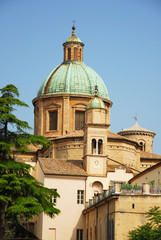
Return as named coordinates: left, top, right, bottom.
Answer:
left=85, top=183, right=161, bottom=209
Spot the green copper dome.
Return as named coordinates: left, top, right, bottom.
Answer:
left=37, top=27, right=110, bottom=100
left=87, top=97, right=105, bottom=109
left=37, top=61, right=109, bottom=100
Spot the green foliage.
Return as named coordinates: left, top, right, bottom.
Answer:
left=121, top=183, right=141, bottom=191
left=133, top=183, right=142, bottom=190
left=0, top=84, right=51, bottom=159
left=0, top=159, right=60, bottom=218
left=0, top=84, right=60, bottom=239
left=121, top=183, right=132, bottom=190
left=128, top=207, right=161, bottom=240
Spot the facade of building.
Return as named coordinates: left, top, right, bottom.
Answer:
left=17, top=26, right=161, bottom=240
left=83, top=182, right=161, bottom=240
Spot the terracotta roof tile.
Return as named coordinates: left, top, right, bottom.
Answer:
left=55, top=130, right=138, bottom=143
left=39, top=158, right=87, bottom=176
left=140, top=151, right=161, bottom=160
left=108, top=131, right=138, bottom=143
left=55, top=130, right=84, bottom=140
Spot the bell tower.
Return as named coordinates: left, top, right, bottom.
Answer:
left=83, top=87, right=110, bottom=176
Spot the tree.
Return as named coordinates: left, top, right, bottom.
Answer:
left=0, top=84, right=60, bottom=239
left=128, top=206, right=161, bottom=240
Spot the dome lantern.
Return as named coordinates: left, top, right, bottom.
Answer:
left=63, top=25, right=84, bottom=62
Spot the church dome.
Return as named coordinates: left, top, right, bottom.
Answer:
left=87, top=97, right=105, bottom=109
left=37, top=26, right=109, bottom=100
left=37, top=61, right=109, bottom=99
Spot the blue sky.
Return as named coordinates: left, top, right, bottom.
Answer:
left=0, top=0, right=161, bottom=154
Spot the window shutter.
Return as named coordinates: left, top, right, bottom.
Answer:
left=75, top=111, right=85, bottom=130
left=49, top=112, right=57, bottom=130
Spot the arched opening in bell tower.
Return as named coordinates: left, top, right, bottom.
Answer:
left=92, top=139, right=96, bottom=154
left=98, top=139, right=103, bottom=154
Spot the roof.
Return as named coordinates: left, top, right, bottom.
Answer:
left=53, top=130, right=139, bottom=144
left=66, top=26, right=82, bottom=43
left=107, top=131, right=138, bottom=144
left=140, top=151, right=161, bottom=160
left=39, top=158, right=87, bottom=176
left=118, top=121, right=155, bottom=135
left=37, top=61, right=109, bottom=100
left=129, top=161, right=161, bottom=183
left=66, top=35, right=82, bottom=43
left=87, top=97, right=105, bottom=109
left=54, top=130, right=84, bottom=140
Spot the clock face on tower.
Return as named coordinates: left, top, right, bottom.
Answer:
left=94, top=159, right=100, bottom=168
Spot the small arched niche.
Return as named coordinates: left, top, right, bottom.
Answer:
left=92, top=181, right=103, bottom=195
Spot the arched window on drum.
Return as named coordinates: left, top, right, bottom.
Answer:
left=68, top=48, right=71, bottom=60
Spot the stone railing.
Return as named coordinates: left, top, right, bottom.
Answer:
left=86, top=183, right=160, bottom=209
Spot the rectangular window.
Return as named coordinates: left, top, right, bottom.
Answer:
left=49, top=111, right=57, bottom=130
left=75, top=111, right=85, bottom=130
left=77, top=190, right=84, bottom=204
left=76, top=229, right=83, bottom=240
left=51, top=189, right=57, bottom=204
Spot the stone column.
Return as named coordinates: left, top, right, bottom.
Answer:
left=62, top=96, right=69, bottom=135
left=142, top=183, right=150, bottom=194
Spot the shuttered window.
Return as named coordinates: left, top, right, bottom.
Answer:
left=75, top=111, right=85, bottom=130
left=49, top=111, right=57, bottom=130
left=76, top=229, right=83, bottom=240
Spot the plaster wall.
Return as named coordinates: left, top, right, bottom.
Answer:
left=115, top=195, right=161, bottom=240
left=130, top=165, right=161, bottom=186
left=39, top=176, right=86, bottom=240
left=86, top=169, right=133, bottom=201
left=85, top=194, right=161, bottom=240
